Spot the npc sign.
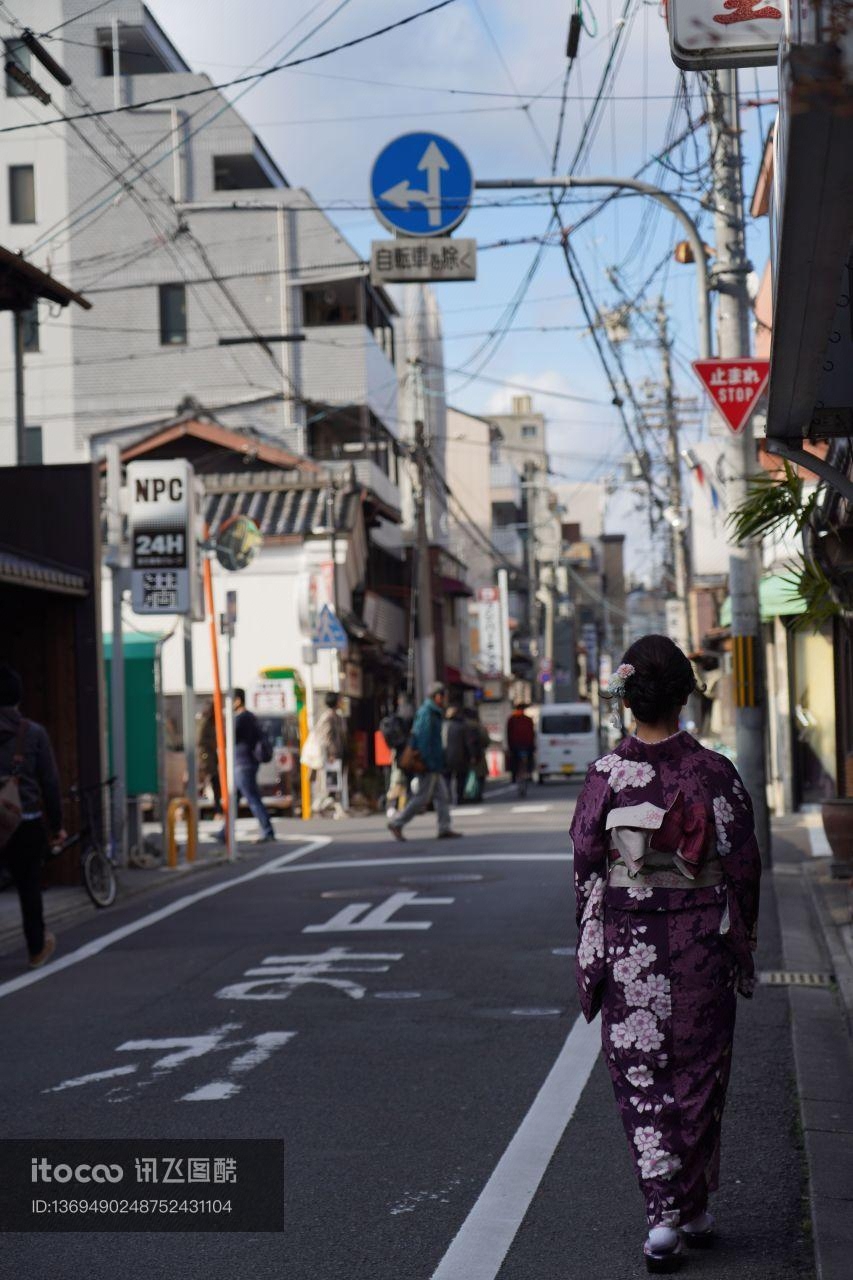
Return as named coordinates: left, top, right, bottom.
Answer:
left=128, top=459, right=198, bottom=615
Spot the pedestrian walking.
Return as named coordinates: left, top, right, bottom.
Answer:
left=313, top=692, right=348, bottom=818
left=464, top=707, right=490, bottom=801
left=506, top=701, right=535, bottom=782
left=443, top=702, right=469, bottom=805
left=0, top=664, right=65, bottom=969
left=388, top=683, right=462, bottom=842
left=218, top=688, right=275, bottom=845
left=569, top=634, right=761, bottom=1272
left=197, top=702, right=222, bottom=815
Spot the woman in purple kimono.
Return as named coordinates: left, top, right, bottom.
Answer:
left=570, top=635, right=761, bottom=1273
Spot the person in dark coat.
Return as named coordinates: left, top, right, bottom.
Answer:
left=0, top=664, right=65, bottom=968
left=443, top=703, right=469, bottom=805
left=197, top=702, right=222, bottom=814
left=217, top=688, right=275, bottom=844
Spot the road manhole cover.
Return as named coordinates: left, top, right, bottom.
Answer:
left=372, top=990, right=453, bottom=1002
left=759, top=970, right=834, bottom=988
left=320, top=886, right=400, bottom=900
left=476, top=1006, right=565, bottom=1019
left=398, top=873, right=489, bottom=886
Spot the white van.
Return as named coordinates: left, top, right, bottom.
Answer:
left=535, top=703, right=600, bottom=784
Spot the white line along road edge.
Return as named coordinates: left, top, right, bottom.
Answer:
left=431, top=1012, right=602, bottom=1280
left=0, top=836, right=331, bottom=1002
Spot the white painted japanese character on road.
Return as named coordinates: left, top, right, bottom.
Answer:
left=44, top=1024, right=296, bottom=1102
left=216, top=946, right=404, bottom=1001
left=303, top=891, right=454, bottom=933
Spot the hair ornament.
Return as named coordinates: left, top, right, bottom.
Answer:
left=607, top=663, right=635, bottom=698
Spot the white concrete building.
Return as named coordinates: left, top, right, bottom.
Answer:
left=0, top=0, right=399, bottom=490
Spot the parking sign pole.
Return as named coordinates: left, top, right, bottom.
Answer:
left=106, top=444, right=128, bottom=869
left=180, top=616, right=197, bottom=849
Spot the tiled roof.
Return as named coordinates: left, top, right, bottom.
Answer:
left=0, top=548, right=88, bottom=597
left=204, top=485, right=361, bottom=539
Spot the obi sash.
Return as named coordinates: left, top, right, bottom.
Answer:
left=606, top=792, right=722, bottom=889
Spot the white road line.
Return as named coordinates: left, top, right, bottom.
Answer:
left=511, top=804, right=552, bottom=814
left=485, top=784, right=514, bottom=798
left=430, top=1013, right=601, bottom=1280
left=0, top=837, right=331, bottom=1002
left=269, top=853, right=573, bottom=874
left=450, top=808, right=484, bottom=818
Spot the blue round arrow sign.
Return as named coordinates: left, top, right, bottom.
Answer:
left=370, top=132, right=473, bottom=238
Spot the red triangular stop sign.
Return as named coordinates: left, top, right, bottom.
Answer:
left=692, top=358, right=770, bottom=434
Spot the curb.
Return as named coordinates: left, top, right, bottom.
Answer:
left=803, top=861, right=853, bottom=1029
left=773, top=855, right=853, bottom=1280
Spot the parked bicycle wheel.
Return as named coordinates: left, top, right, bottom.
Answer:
left=82, top=845, right=117, bottom=908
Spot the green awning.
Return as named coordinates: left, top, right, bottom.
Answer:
left=719, top=574, right=807, bottom=627
left=103, top=631, right=166, bottom=659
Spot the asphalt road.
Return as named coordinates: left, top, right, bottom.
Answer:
left=0, top=780, right=814, bottom=1279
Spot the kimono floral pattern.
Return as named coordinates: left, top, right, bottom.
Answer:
left=569, top=730, right=762, bottom=1228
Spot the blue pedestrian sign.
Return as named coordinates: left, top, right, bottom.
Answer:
left=370, top=132, right=473, bottom=238
left=313, top=604, right=348, bottom=651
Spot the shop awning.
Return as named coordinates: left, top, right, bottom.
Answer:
left=719, top=573, right=806, bottom=626
left=445, top=665, right=481, bottom=689
left=0, top=547, right=87, bottom=596
left=103, top=631, right=167, bottom=659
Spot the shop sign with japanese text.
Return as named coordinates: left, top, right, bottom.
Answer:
left=668, top=0, right=784, bottom=69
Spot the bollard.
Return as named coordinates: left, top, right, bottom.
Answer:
left=166, top=796, right=197, bottom=869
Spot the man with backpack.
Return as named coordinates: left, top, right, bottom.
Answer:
left=0, top=663, right=65, bottom=969
left=218, top=688, right=275, bottom=845
left=388, top=683, right=463, bottom=842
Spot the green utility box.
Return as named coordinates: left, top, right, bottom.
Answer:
left=103, top=631, right=163, bottom=796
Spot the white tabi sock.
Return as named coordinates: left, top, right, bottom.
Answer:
left=682, top=1211, right=714, bottom=1235
left=647, top=1226, right=680, bottom=1254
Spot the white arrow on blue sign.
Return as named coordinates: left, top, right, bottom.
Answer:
left=313, top=604, right=348, bottom=651
left=370, top=132, right=473, bottom=238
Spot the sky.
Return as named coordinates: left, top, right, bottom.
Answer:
left=136, top=1, right=777, bottom=574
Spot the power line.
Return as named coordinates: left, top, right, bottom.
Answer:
left=0, top=0, right=461, bottom=135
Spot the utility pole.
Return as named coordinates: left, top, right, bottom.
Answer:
left=707, top=68, right=770, bottom=857
left=656, top=297, right=693, bottom=653
left=411, top=360, right=435, bottom=701
left=522, top=462, right=539, bottom=694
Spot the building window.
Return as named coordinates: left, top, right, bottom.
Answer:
left=159, top=283, right=187, bottom=345
left=9, top=164, right=35, bottom=223
left=96, top=26, right=171, bottom=76
left=21, top=303, right=39, bottom=353
left=4, top=38, right=31, bottom=96
left=213, top=154, right=273, bottom=191
left=521, top=424, right=538, bottom=438
left=302, top=280, right=359, bottom=326
left=24, top=426, right=42, bottom=464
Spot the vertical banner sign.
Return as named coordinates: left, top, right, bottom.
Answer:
left=477, top=586, right=503, bottom=678
left=128, top=459, right=197, bottom=615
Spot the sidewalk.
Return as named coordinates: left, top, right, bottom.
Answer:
left=771, top=815, right=853, bottom=1280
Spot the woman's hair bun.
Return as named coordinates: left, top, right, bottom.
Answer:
left=619, top=634, right=697, bottom=724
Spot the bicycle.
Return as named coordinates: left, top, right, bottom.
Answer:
left=515, top=749, right=533, bottom=799
left=53, top=777, right=118, bottom=908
